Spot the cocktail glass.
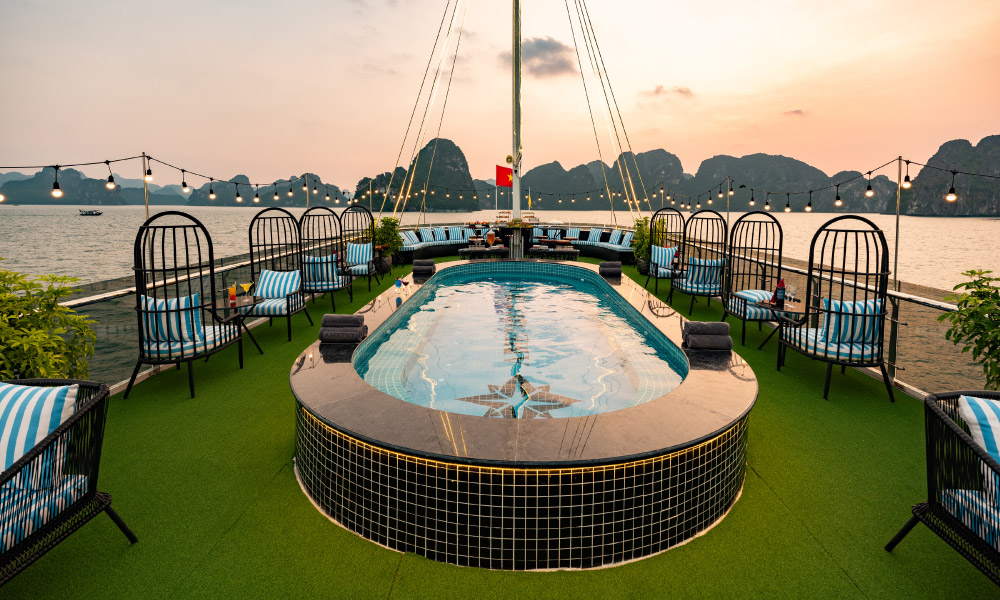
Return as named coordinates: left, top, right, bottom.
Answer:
left=240, top=282, right=253, bottom=297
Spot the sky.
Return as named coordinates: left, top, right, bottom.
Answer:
left=1, top=0, right=999, bottom=188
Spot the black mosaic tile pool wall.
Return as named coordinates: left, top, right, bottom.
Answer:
left=296, top=405, right=749, bottom=570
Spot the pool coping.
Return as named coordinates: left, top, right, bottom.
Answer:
left=289, top=260, right=758, bottom=467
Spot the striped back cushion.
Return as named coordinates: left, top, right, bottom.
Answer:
left=608, top=230, right=623, bottom=245
left=418, top=227, right=433, bottom=242
left=547, top=229, right=561, bottom=239
left=821, top=298, right=883, bottom=344
left=463, top=228, right=474, bottom=239
left=401, top=230, right=420, bottom=245
left=447, top=227, right=464, bottom=241
left=345, top=242, right=372, bottom=266
left=686, top=257, right=724, bottom=286
left=532, top=228, right=544, bottom=239
left=957, top=395, right=1000, bottom=503
left=432, top=227, right=447, bottom=241
left=256, top=269, right=301, bottom=299
left=0, top=382, right=78, bottom=473
left=303, top=254, right=339, bottom=283
left=141, top=294, right=202, bottom=342
left=620, top=231, right=634, bottom=247
left=586, top=228, right=602, bottom=241
left=650, top=245, right=678, bottom=268
left=566, top=228, right=580, bottom=239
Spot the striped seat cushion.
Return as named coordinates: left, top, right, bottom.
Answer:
left=565, top=228, right=580, bottom=239
left=348, top=264, right=370, bottom=276
left=345, top=243, right=372, bottom=267
left=958, top=394, right=1000, bottom=503
left=417, top=228, right=434, bottom=243
left=256, top=269, right=301, bottom=299
left=650, top=245, right=678, bottom=271
left=0, top=383, right=78, bottom=474
left=432, top=227, right=447, bottom=242
left=654, top=266, right=675, bottom=277
left=821, top=298, right=883, bottom=344
left=726, top=290, right=774, bottom=320
left=303, top=275, right=352, bottom=292
left=620, top=231, right=634, bottom=248
left=141, top=294, right=202, bottom=342
left=674, top=280, right=723, bottom=295
left=0, top=474, right=88, bottom=554
left=241, top=295, right=306, bottom=317
left=142, top=324, right=238, bottom=356
left=447, top=227, right=465, bottom=241
left=607, top=230, right=623, bottom=245
left=783, top=327, right=879, bottom=361
left=303, top=254, right=339, bottom=284
left=941, top=489, right=1000, bottom=548
left=575, top=240, right=600, bottom=246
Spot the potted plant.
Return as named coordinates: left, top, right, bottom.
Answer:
left=632, top=217, right=651, bottom=275
left=939, top=269, right=1000, bottom=389
left=374, top=217, right=402, bottom=270
left=0, top=258, right=97, bottom=379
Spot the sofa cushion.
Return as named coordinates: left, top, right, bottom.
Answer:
left=140, top=294, right=202, bottom=342
left=0, top=383, right=78, bottom=473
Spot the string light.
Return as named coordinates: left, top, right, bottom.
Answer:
left=324, top=185, right=331, bottom=201
left=181, top=170, right=190, bottom=193
left=784, top=194, right=791, bottom=213
left=749, top=189, right=756, bottom=207
left=302, top=180, right=308, bottom=191
left=235, top=183, right=243, bottom=203
left=273, top=182, right=280, bottom=201
left=253, top=184, right=260, bottom=203
left=805, top=191, right=813, bottom=212
left=764, top=193, right=771, bottom=211
left=0, top=193, right=4, bottom=202
left=728, top=183, right=734, bottom=196
left=209, top=178, right=216, bottom=200
left=834, top=184, right=842, bottom=207
left=104, top=160, right=115, bottom=190
left=902, top=160, right=912, bottom=189
left=946, top=171, right=957, bottom=202
left=717, top=185, right=723, bottom=199
left=144, top=165, right=153, bottom=182
left=288, top=183, right=293, bottom=197
left=865, top=171, right=874, bottom=197
left=51, top=166, right=63, bottom=198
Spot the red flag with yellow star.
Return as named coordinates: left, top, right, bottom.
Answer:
left=496, top=165, right=513, bottom=188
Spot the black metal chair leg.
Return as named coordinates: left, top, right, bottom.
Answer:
left=823, top=362, right=833, bottom=400
left=238, top=338, right=244, bottom=369
left=741, top=321, right=747, bottom=346
left=367, top=274, right=372, bottom=292
left=104, top=505, right=138, bottom=544
left=644, top=273, right=651, bottom=289
left=123, top=361, right=143, bottom=399
left=776, top=343, right=783, bottom=372
left=187, top=360, right=195, bottom=398
left=287, top=315, right=292, bottom=341
left=688, top=295, right=696, bottom=315
left=841, top=364, right=847, bottom=374
left=347, top=285, right=353, bottom=302
left=885, top=515, right=919, bottom=551
left=303, top=305, right=314, bottom=325
left=331, top=292, right=336, bottom=311
left=879, top=363, right=896, bottom=403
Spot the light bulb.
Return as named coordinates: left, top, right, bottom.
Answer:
left=312, top=186, right=318, bottom=194
left=273, top=190, right=279, bottom=200
left=707, top=198, right=713, bottom=204
left=784, top=204, right=791, bottom=213
left=325, top=194, right=331, bottom=201
left=834, top=197, right=842, bottom=207
left=106, top=175, right=116, bottom=189
left=946, top=188, right=957, bottom=202
left=865, top=185, right=874, bottom=198
left=288, top=189, right=294, bottom=197
left=0, top=193, right=4, bottom=202
left=805, top=203, right=812, bottom=212
left=182, top=182, right=190, bottom=193
left=51, top=181, right=63, bottom=198
left=696, top=202, right=701, bottom=209
left=302, top=182, right=308, bottom=191
left=236, top=193, right=243, bottom=203
left=717, top=191, right=723, bottom=199
left=749, top=199, right=755, bottom=207
left=144, top=168, right=153, bottom=182
left=209, top=188, right=216, bottom=200
left=902, top=175, right=911, bottom=189
left=728, top=187, right=734, bottom=196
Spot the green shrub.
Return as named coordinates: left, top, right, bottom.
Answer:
left=374, top=217, right=402, bottom=257
left=0, top=258, right=96, bottom=379
left=939, top=269, right=1000, bottom=389
left=632, top=217, right=651, bottom=262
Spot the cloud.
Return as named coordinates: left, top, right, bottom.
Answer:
left=498, top=37, right=576, bottom=77
left=783, top=109, right=808, bottom=116
left=640, top=85, right=695, bottom=99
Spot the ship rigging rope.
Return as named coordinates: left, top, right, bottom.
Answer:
left=563, top=0, right=616, bottom=227
left=572, top=0, right=637, bottom=222
left=578, top=0, right=653, bottom=219
left=378, top=0, right=455, bottom=219
left=413, top=0, right=470, bottom=225
left=393, top=0, right=463, bottom=220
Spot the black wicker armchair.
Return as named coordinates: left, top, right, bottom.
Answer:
left=247, top=207, right=314, bottom=342
left=299, top=206, right=353, bottom=310
left=644, top=207, right=685, bottom=294
left=669, top=209, right=727, bottom=315
left=0, top=379, right=136, bottom=585
left=341, top=205, right=381, bottom=291
left=125, top=211, right=242, bottom=399
left=722, top=211, right=783, bottom=345
left=777, top=215, right=894, bottom=402
left=886, top=391, right=1000, bottom=586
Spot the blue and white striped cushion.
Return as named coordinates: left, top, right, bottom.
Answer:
left=566, top=228, right=581, bottom=239
left=447, top=227, right=464, bottom=241
left=674, top=280, right=723, bottom=295
left=418, top=228, right=434, bottom=243
left=821, top=298, right=883, bottom=344
left=941, top=489, right=1000, bottom=548
left=345, top=243, right=372, bottom=267
left=726, top=290, right=774, bottom=320
left=958, top=394, right=1000, bottom=504
left=463, top=228, right=474, bottom=240
left=619, top=231, right=634, bottom=248
left=650, top=245, right=678, bottom=270
left=303, top=254, right=339, bottom=284
left=241, top=296, right=305, bottom=317
left=547, top=229, right=561, bottom=239
left=141, top=294, right=202, bottom=342
left=255, top=270, right=301, bottom=299
left=432, top=227, right=447, bottom=242
left=0, top=383, right=78, bottom=473
left=0, top=473, right=88, bottom=554
left=685, top=257, right=724, bottom=287
left=532, top=227, right=544, bottom=239
left=401, top=230, right=421, bottom=245
left=348, top=264, right=370, bottom=276
left=783, top=328, right=879, bottom=361
left=142, top=324, right=238, bottom=357
left=607, top=230, right=623, bottom=245
left=586, top=228, right=603, bottom=242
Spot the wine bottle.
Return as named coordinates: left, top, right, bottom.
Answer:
left=774, top=278, right=786, bottom=309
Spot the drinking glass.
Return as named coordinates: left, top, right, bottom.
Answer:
left=240, top=282, right=253, bottom=297
left=486, top=230, right=496, bottom=246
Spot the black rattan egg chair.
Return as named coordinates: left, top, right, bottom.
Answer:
left=669, top=209, right=728, bottom=315
left=644, top=207, right=685, bottom=294
left=125, top=211, right=242, bottom=399
left=299, top=206, right=353, bottom=310
left=247, top=207, right=313, bottom=341
left=341, top=205, right=381, bottom=292
left=777, top=215, right=894, bottom=402
left=722, top=211, right=783, bottom=345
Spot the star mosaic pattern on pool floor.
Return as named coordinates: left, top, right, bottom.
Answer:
left=455, top=375, right=580, bottom=418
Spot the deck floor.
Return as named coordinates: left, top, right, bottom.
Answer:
left=6, top=257, right=994, bottom=599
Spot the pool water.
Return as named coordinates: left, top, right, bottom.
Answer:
left=354, top=263, right=688, bottom=419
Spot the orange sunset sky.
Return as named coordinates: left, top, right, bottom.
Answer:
left=1, top=0, right=999, bottom=187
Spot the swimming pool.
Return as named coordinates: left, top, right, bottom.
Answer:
left=354, top=262, right=689, bottom=418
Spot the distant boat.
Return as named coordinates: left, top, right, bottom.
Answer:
left=79, top=209, right=103, bottom=216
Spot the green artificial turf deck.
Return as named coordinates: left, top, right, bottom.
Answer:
left=5, top=258, right=995, bottom=598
